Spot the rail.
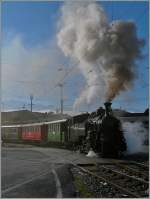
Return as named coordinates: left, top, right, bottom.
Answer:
left=71, top=162, right=149, bottom=198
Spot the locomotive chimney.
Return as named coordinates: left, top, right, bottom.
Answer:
left=104, top=102, right=112, bottom=116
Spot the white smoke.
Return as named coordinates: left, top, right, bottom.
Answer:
left=123, top=122, right=148, bottom=154
left=57, top=2, right=144, bottom=109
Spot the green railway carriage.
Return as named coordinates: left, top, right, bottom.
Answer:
left=46, top=119, right=68, bottom=143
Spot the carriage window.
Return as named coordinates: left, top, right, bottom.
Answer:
left=56, top=123, right=58, bottom=132
left=58, top=124, right=60, bottom=132
left=13, top=128, right=17, bottom=133
left=56, top=124, right=59, bottom=132
left=55, top=124, right=57, bottom=132
left=54, top=124, right=56, bottom=132
left=58, top=123, right=60, bottom=132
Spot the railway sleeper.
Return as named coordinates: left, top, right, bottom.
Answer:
left=72, top=163, right=143, bottom=198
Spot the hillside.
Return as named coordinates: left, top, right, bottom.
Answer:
left=1, top=110, right=70, bottom=125
left=1, top=108, right=148, bottom=125
left=112, top=109, right=131, bottom=117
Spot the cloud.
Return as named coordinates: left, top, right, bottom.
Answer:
left=1, top=34, right=69, bottom=103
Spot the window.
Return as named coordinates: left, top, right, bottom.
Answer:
left=54, top=124, right=56, bottom=132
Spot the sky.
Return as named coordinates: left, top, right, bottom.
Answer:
left=1, top=1, right=149, bottom=114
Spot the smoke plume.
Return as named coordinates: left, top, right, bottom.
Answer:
left=57, top=2, right=144, bottom=108
left=123, top=122, right=148, bottom=154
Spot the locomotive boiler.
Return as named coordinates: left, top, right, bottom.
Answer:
left=81, top=102, right=127, bottom=158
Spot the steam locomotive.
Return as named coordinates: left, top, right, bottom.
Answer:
left=2, top=102, right=127, bottom=158
left=74, top=102, right=127, bottom=158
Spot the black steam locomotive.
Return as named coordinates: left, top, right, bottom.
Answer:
left=78, top=102, right=127, bottom=158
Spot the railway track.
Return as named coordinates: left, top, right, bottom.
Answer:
left=71, top=161, right=149, bottom=198
left=101, top=161, right=149, bottom=182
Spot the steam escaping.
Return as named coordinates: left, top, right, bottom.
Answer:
left=57, top=2, right=144, bottom=108
left=123, top=122, right=148, bottom=154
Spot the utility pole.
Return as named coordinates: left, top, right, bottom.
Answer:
left=22, top=104, right=26, bottom=110
left=30, top=95, right=33, bottom=112
left=58, top=83, right=63, bottom=114
left=56, top=66, right=73, bottom=114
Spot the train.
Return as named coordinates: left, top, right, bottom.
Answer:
left=1, top=119, right=68, bottom=147
left=1, top=102, right=149, bottom=158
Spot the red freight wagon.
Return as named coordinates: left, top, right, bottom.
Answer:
left=21, top=123, right=47, bottom=141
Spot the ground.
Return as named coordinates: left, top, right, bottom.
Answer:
left=1, top=145, right=103, bottom=198
left=1, top=144, right=149, bottom=198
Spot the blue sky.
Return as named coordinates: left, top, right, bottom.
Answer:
left=1, top=1, right=149, bottom=113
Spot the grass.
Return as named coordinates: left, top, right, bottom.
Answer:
left=74, top=176, right=94, bottom=198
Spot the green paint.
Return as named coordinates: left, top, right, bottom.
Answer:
left=48, top=131, right=61, bottom=142
left=62, top=132, right=64, bottom=142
